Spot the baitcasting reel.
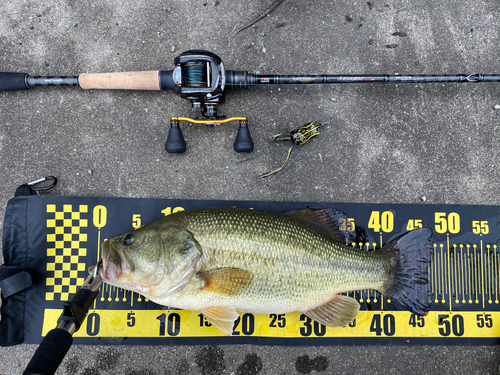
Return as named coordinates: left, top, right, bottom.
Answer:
left=164, top=50, right=253, bottom=153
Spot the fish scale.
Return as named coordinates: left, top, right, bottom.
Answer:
left=159, top=207, right=390, bottom=312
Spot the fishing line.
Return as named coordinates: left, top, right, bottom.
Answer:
left=184, top=63, right=208, bottom=87
left=224, top=122, right=331, bottom=195
left=224, top=0, right=430, bottom=194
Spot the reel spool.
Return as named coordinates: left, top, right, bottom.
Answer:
left=184, top=62, right=208, bottom=87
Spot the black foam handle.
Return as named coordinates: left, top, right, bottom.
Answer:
left=0, top=72, right=29, bottom=91
left=234, top=122, right=254, bottom=153
left=165, top=124, right=186, bottom=153
left=23, top=328, right=73, bottom=375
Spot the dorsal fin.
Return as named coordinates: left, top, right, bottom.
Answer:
left=286, top=208, right=344, bottom=243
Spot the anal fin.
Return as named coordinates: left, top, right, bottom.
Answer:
left=301, top=294, right=360, bottom=327
left=200, top=306, right=239, bottom=335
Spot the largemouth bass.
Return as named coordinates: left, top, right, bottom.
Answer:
left=100, top=207, right=433, bottom=335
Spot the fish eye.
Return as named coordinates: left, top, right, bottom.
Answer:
left=123, top=233, right=135, bottom=245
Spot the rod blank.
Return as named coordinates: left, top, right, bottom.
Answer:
left=225, top=71, right=500, bottom=88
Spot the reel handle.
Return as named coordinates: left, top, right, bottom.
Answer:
left=234, top=120, right=254, bottom=153
left=0, top=72, right=29, bottom=91
left=165, top=120, right=187, bottom=153
left=165, top=117, right=253, bottom=154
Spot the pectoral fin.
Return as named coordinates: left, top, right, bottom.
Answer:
left=301, top=294, right=360, bottom=327
left=198, top=267, right=252, bottom=296
left=200, top=306, right=239, bottom=335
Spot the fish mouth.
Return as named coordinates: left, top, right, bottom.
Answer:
left=100, top=239, right=132, bottom=281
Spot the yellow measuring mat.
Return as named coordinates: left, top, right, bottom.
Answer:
left=1, top=196, right=499, bottom=346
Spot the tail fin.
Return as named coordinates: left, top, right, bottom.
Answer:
left=378, top=228, right=433, bottom=315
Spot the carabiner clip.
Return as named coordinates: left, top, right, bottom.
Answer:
left=28, top=176, right=58, bottom=192
left=14, top=176, right=58, bottom=197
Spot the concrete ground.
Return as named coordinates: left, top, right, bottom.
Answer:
left=1, top=0, right=499, bottom=374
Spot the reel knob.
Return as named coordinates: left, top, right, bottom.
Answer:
left=165, top=120, right=186, bottom=153
left=234, top=120, right=254, bottom=153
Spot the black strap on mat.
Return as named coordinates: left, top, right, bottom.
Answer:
left=1, top=197, right=31, bottom=346
left=1, top=177, right=56, bottom=346
left=0, top=268, right=34, bottom=298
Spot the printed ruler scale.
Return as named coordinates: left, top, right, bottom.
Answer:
left=25, top=197, right=500, bottom=345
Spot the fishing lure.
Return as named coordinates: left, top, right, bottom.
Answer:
left=259, top=121, right=322, bottom=178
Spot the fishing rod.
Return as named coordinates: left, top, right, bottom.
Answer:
left=1, top=49, right=499, bottom=153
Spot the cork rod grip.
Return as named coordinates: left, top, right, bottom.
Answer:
left=78, top=70, right=161, bottom=90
